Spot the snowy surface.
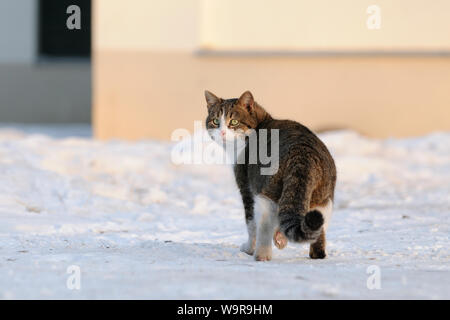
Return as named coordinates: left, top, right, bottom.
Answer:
left=0, top=125, right=448, bottom=299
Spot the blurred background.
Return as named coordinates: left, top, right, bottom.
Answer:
left=1, top=0, right=449, bottom=139
left=0, top=0, right=91, bottom=125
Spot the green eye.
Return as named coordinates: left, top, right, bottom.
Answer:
left=212, top=118, right=220, bottom=125
left=230, top=119, right=239, bottom=126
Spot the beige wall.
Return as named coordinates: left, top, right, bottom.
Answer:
left=94, top=51, right=450, bottom=140
left=95, top=0, right=450, bottom=52
left=200, top=0, right=450, bottom=51
left=93, top=0, right=450, bottom=140
left=94, top=0, right=199, bottom=51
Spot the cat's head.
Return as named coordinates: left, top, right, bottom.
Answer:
left=204, top=90, right=267, bottom=146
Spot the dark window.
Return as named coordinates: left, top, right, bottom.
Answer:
left=39, top=0, right=91, bottom=58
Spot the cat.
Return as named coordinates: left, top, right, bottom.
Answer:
left=205, top=90, right=336, bottom=261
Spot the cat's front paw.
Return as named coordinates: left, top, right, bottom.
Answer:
left=309, top=249, right=327, bottom=259
left=240, top=242, right=255, bottom=255
left=254, top=246, right=272, bottom=261
left=273, top=230, right=288, bottom=250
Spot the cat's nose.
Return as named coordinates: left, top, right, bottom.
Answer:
left=220, top=131, right=226, bottom=137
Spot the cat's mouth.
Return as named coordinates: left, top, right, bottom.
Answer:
left=208, top=129, right=247, bottom=148
left=210, top=135, right=242, bottom=147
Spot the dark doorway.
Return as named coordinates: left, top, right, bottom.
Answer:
left=39, top=0, right=91, bottom=58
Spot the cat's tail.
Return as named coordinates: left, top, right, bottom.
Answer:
left=278, top=169, right=324, bottom=243
left=279, top=208, right=324, bottom=243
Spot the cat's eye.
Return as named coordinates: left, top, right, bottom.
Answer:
left=230, top=119, right=239, bottom=126
left=212, top=118, right=220, bottom=125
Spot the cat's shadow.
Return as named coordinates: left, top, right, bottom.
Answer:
left=139, top=239, right=330, bottom=265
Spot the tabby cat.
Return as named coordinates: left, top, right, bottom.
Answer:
left=205, top=90, right=336, bottom=261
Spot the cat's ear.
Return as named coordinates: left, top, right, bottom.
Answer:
left=238, top=91, right=255, bottom=113
left=204, top=90, right=220, bottom=108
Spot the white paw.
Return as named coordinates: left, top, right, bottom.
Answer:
left=240, top=242, right=255, bottom=255
left=254, top=246, right=272, bottom=261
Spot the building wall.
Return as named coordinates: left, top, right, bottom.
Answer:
left=93, top=0, right=450, bottom=140
left=200, top=0, right=450, bottom=51
left=0, top=0, right=37, bottom=63
left=0, top=0, right=91, bottom=124
left=94, top=0, right=199, bottom=51
left=0, top=63, right=91, bottom=123
left=94, top=0, right=450, bottom=52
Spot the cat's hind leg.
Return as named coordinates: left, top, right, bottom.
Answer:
left=309, top=199, right=332, bottom=259
left=309, top=230, right=326, bottom=259
left=254, top=195, right=278, bottom=261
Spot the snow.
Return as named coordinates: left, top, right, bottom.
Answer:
left=0, top=125, right=448, bottom=299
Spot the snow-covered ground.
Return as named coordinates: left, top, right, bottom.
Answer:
left=0, top=125, right=448, bottom=299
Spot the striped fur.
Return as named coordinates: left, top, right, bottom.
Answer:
left=205, top=90, right=336, bottom=260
